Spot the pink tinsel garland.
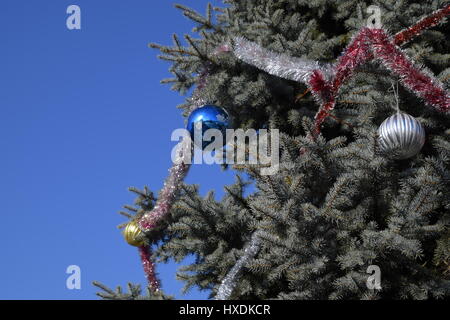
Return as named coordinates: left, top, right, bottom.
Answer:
left=138, top=245, right=160, bottom=292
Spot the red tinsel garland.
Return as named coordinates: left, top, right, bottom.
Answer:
left=394, top=5, right=450, bottom=45
left=373, top=29, right=449, bottom=112
left=310, top=28, right=374, bottom=135
left=310, top=6, right=450, bottom=136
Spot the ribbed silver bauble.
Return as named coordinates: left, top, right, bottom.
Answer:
left=377, top=112, right=425, bottom=159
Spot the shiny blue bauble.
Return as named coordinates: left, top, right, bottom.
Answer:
left=186, top=105, right=231, bottom=150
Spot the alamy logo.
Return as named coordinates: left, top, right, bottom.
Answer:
left=366, top=5, right=382, bottom=28
left=171, top=125, right=279, bottom=175
left=66, top=5, right=81, bottom=30
left=366, top=265, right=382, bottom=290
left=66, top=265, right=81, bottom=290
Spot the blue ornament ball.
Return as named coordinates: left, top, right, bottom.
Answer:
left=186, top=105, right=231, bottom=150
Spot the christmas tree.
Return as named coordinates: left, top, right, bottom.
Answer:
left=94, top=0, right=450, bottom=300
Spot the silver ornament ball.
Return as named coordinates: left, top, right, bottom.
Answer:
left=377, top=112, right=425, bottom=160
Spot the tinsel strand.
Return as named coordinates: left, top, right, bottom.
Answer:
left=394, top=4, right=450, bottom=45
left=137, top=61, right=215, bottom=290
left=232, top=36, right=332, bottom=84
left=372, top=29, right=450, bottom=113
left=215, top=230, right=263, bottom=300
left=138, top=245, right=160, bottom=293
left=311, top=28, right=374, bottom=135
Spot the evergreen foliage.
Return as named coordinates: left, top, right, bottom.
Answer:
left=96, top=0, right=450, bottom=299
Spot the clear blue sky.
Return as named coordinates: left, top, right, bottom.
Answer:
left=0, top=0, right=237, bottom=299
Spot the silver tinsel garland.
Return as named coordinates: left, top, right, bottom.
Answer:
left=233, top=37, right=333, bottom=84
left=215, top=230, right=263, bottom=300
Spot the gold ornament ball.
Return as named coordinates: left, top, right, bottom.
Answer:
left=123, top=221, right=145, bottom=247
